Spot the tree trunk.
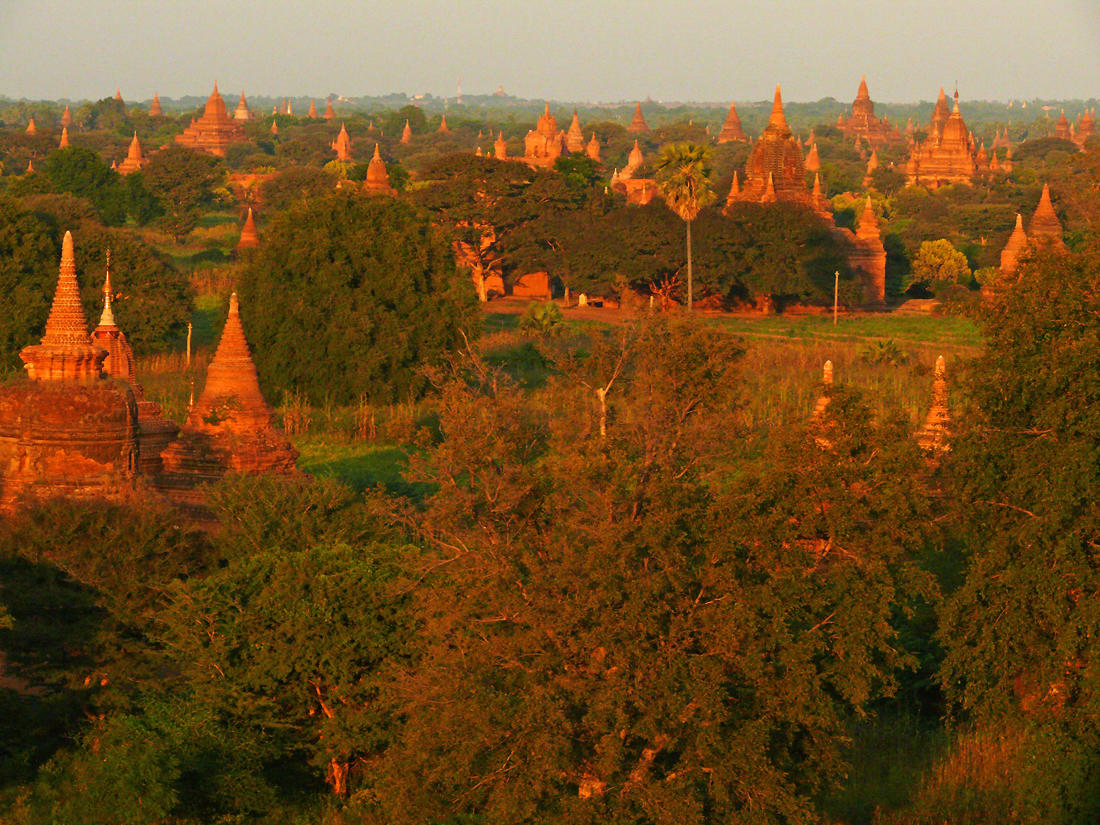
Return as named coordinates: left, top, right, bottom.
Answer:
left=329, top=758, right=349, bottom=796
left=596, top=387, right=608, bottom=439
left=686, top=219, right=693, bottom=311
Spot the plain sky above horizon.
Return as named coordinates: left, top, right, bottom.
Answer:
left=2, top=0, right=1099, bottom=104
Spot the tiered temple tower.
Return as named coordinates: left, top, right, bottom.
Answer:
left=363, top=145, right=396, bottom=196
left=176, top=83, right=249, bottom=156
left=236, top=207, right=260, bottom=251
left=0, top=233, right=139, bottom=509
left=565, top=109, right=585, bottom=154
left=837, top=76, right=903, bottom=146
left=905, top=91, right=976, bottom=187
left=332, top=123, right=353, bottom=161
left=148, top=93, right=163, bottom=117
left=523, top=103, right=564, bottom=168
left=728, top=86, right=812, bottom=207
left=627, top=102, right=650, bottom=133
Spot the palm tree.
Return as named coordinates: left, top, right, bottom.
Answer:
left=654, top=142, right=715, bottom=310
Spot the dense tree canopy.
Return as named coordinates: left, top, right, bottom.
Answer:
left=237, top=192, right=480, bottom=404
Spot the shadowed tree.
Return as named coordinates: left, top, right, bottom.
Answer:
left=654, top=142, right=715, bottom=310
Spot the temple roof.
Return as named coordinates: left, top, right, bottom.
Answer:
left=1030, top=183, right=1065, bottom=248
left=148, top=93, right=162, bottom=117
left=717, top=100, right=748, bottom=143
left=627, top=102, right=649, bottom=133
left=237, top=207, right=260, bottom=250
left=766, top=85, right=790, bottom=136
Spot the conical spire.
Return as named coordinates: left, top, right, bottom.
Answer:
left=724, top=171, right=741, bottom=210
left=438, top=112, right=451, bottom=134
left=20, top=231, right=107, bottom=381
left=187, top=292, right=273, bottom=431
left=1030, top=183, right=1065, bottom=249
left=1000, top=212, right=1029, bottom=274
left=856, top=75, right=870, bottom=100
left=766, top=85, right=790, bottom=135
left=857, top=196, right=880, bottom=238
left=364, top=143, right=395, bottom=195
left=401, top=119, right=412, bottom=144
left=585, top=132, right=600, bottom=161
left=332, top=122, right=352, bottom=161
left=234, top=91, right=251, bottom=121
left=25, top=117, right=37, bottom=136
left=494, top=130, right=508, bottom=160
left=805, top=142, right=821, bottom=172
left=148, top=92, right=163, bottom=117
left=323, top=97, right=336, bottom=119
left=117, top=131, right=145, bottom=174
left=307, top=100, right=318, bottom=119
left=60, top=104, right=73, bottom=127
left=58, top=127, right=70, bottom=149
left=627, top=102, right=649, bottom=133
left=114, top=88, right=122, bottom=101
left=270, top=119, right=279, bottom=136
left=717, top=100, right=748, bottom=143
left=761, top=171, right=777, bottom=203
left=237, top=207, right=260, bottom=250
left=566, top=108, right=584, bottom=152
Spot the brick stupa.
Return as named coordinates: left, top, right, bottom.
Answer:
left=494, top=131, right=508, bottom=160
left=837, top=76, right=903, bottom=146
left=401, top=120, right=412, bottom=144
left=729, top=86, right=812, bottom=206
left=1028, top=183, right=1066, bottom=252
left=332, top=123, right=353, bottom=161
left=905, top=91, right=976, bottom=187
left=363, top=144, right=396, bottom=196
left=804, top=142, right=821, bottom=173
left=565, top=109, right=585, bottom=153
left=148, top=93, right=163, bottom=117
left=850, top=197, right=887, bottom=304
left=233, top=91, right=251, bottom=121
left=58, top=127, right=70, bottom=149
left=1053, top=110, right=1072, bottom=142
left=437, top=113, right=451, bottom=134
left=117, top=132, right=146, bottom=175
left=175, top=83, right=249, bottom=156
left=307, top=100, right=318, bottom=119
left=323, top=98, right=336, bottom=120
left=0, top=232, right=139, bottom=509
left=159, top=292, right=298, bottom=494
left=627, top=102, right=650, bottom=134
left=717, top=101, right=749, bottom=143
left=1075, top=109, right=1095, bottom=147
left=90, top=260, right=178, bottom=475
left=586, top=133, right=601, bottom=162
left=236, top=207, right=260, bottom=251
left=25, top=117, right=37, bottom=136
left=999, top=213, right=1029, bottom=275
left=60, top=104, right=73, bottom=128
left=523, top=103, right=564, bottom=168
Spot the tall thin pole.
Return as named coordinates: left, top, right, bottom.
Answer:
left=833, top=270, right=839, bottom=326
left=686, top=219, right=693, bottom=311
left=186, top=321, right=192, bottom=368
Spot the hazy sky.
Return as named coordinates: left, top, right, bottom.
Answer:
left=2, top=0, right=1098, bottom=104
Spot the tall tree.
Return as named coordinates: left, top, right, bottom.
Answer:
left=654, top=142, right=715, bottom=310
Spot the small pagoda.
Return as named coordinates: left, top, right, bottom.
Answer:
left=332, top=123, right=353, bottom=161
left=233, top=91, right=252, bottom=121
left=159, top=293, right=298, bottom=497
left=565, top=109, right=585, bottom=154
left=363, top=145, right=396, bottom=196
left=627, top=102, right=650, bottom=134
left=523, top=103, right=564, bottom=168
left=148, top=93, right=163, bottom=117
left=716, top=101, right=749, bottom=143
left=116, top=132, right=146, bottom=175
left=236, top=207, right=260, bottom=251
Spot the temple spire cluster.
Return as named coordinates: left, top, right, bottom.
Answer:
left=176, top=83, right=249, bottom=155
left=726, top=86, right=811, bottom=207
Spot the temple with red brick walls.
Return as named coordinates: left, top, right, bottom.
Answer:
left=1053, top=110, right=1072, bottom=141
left=0, top=233, right=139, bottom=509
left=363, top=144, right=396, bottom=196
left=717, top=101, right=748, bottom=143
left=176, top=83, right=249, bottom=156
left=999, top=213, right=1029, bottom=274
left=159, top=293, right=298, bottom=500
left=905, top=90, right=976, bottom=187
left=323, top=98, right=336, bottom=119
left=837, top=76, right=904, bottom=146
left=148, top=93, right=163, bottom=117
left=1028, top=183, right=1066, bottom=251
left=728, top=86, right=812, bottom=207
left=117, top=132, right=146, bottom=175
left=524, top=103, right=564, bottom=168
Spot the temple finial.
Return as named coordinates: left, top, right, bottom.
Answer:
left=99, top=249, right=116, bottom=327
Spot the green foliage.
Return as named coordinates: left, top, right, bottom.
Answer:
left=910, top=239, right=971, bottom=289
left=517, top=299, right=564, bottom=337
left=0, top=197, right=57, bottom=371
left=38, top=147, right=128, bottom=225
left=237, top=192, right=480, bottom=404
left=141, top=144, right=224, bottom=242
left=258, top=164, right=337, bottom=212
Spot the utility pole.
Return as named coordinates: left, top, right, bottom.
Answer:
left=833, top=270, right=839, bottom=326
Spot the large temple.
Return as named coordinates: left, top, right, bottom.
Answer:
left=836, top=76, right=903, bottom=146
left=905, top=90, right=977, bottom=187
left=175, top=83, right=249, bottom=156
left=116, top=132, right=146, bottom=175
left=726, top=86, right=812, bottom=207
left=523, top=103, right=565, bottom=168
